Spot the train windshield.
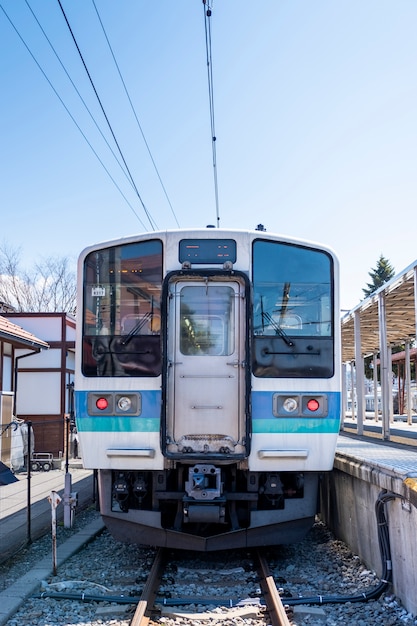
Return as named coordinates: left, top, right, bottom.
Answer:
left=82, top=240, right=163, bottom=377
left=252, top=240, right=334, bottom=378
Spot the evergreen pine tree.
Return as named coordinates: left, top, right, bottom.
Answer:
left=362, top=254, right=395, bottom=298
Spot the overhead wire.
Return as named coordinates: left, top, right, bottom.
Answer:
left=91, top=0, right=180, bottom=229
left=3, top=0, right=218, bottom=232
left=23, top=0, right=147, bottom=224
left=0, top=2, right=148, bottom=231
left=203, top=0, right=220, bottom=228
left=56, top=0, right=157, bottom=231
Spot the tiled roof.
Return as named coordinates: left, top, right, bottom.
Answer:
left=0, top=316, right=49, bottom=349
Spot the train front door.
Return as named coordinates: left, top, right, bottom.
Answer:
left=165, top=278, right=247, bottom=457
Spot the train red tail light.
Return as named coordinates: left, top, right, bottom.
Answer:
left=96, top=397, right=109, bottom=411
left=306, top=398, right=320, bottom=412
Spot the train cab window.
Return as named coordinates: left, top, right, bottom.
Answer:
left=82, top=240, right=163, bottom=377
left=179, top=285, right=235, bottom=356
left=252, top=240, right=334, bottom=378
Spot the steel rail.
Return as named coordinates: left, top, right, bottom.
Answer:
left=256, top=550, right=292, bottom=626
left=129, top=547, right=166, bottom=626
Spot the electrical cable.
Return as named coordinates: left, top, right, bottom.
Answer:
left=0, top=2, right=148, bottom=231
left=23, top=0, right=147, bottom=219
left=203, top=0, right=220, bottom=228
left=91, top=0, right=180, bottom=229
left=32, top=491, right=398, bottom=609
left=56, top=0, right=157, bottom=231
left=281, top=490, right=396, bottom=607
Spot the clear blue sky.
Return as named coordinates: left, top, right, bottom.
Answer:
left=1, top=1, right=416, bottom=311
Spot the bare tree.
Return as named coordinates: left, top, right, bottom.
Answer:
left=0, top=243, right=76, bottom=314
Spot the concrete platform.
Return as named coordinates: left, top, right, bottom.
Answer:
left=342, top=413, right=417, bottom=447
left=321, top=433, right=417, bottom=616
left=0, top=465, right=96, bottom=562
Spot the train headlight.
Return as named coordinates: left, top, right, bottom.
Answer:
left=282, top=397, right=298, bottom=413
left=117, top=396, right=132, bottom=412
left=115, top=393, right=142, bottom=415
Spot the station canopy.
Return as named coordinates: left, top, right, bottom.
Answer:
left=341, top=260, right=417, bottom=363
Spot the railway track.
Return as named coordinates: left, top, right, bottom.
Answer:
left=2, top=517, right=412, bottom=626
left=129, top=547, right=164, bottom=626
left=129, top=547, right=291, bottom=626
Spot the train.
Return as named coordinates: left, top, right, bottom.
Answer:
left=74, top=227, right=341, bottom=550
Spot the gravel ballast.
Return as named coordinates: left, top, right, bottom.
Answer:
left=0, top=509, right=416, bottom=626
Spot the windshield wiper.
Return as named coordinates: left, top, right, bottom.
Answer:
left=121, top=311, right=153, bottom=345
left=261, top=311, right=295, bottom=347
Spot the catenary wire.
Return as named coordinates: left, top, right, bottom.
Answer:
left=23, top=0, right=145, bottom=211
left=91, top=0, right=180, bottom=229
left=0, top=2, right=148, bottom=231
left=56, top=0, right=157, bottom=231
left=203, top=0, right=220, bottom=228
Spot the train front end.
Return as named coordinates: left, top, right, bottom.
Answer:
left=75, top=229, right=341, bottom=550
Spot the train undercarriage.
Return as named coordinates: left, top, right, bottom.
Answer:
left=98, top=465, right=320, bottom=550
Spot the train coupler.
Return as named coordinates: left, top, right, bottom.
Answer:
left=184, top=464, right=223, bottom=500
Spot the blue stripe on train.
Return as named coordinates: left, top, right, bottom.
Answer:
left=74, top=389, right=341, bottom=434
left=75, top=390, right=161, bottom=433
left=251, top=390, right=341, bottom=434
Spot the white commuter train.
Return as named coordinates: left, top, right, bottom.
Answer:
left=75, top=228, right=341, bottom=550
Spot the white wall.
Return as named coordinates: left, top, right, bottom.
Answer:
left=16, top=372, right=61, bottom=414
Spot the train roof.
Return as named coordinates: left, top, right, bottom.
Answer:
left=78, top=227, right=338, bottom=261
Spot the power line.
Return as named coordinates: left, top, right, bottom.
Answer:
left=0, top=2, right=148, bottom=231
left=91, top=0, right=180, bottom=229
left=56, top=0, right=157, bottom=231
left=23, top=0, right=145, bottom=210
left=203, top=0, right=220, bottom=228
